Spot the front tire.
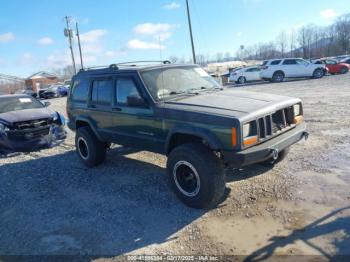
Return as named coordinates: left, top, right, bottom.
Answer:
left=313, top=68, right=324, bottom=79
left=237, top=76, right=246, bottom=84
left=261, top=148, right=290, bottom=166
left=340, top=67, right=349, bottom=74
left=75, top=126, right=107, bottom=167
left=167, top=143, right=225, bottom=209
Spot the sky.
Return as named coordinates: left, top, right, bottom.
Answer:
left=0, top=0, right=350, bottom=77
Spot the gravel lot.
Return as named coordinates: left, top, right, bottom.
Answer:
left=0, top=74, right=349, bottom=260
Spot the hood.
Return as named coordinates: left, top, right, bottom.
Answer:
left=0, top=108, right=53, bottom=125
left=163, top=89, right=300, bottom=120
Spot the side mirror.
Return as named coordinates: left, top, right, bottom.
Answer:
left=44, top=101, right=51, bottom=107
left=127, top=95, right=147, bottom=107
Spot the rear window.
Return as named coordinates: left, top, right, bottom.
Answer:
left=71, top=78, right=88, bottom=101
left=271, top=60, right=281, bottom=65
left=261, top=61, right=268, bottom=66
left=91, top=80, right=113, bottom=105
left=283, top=59, right=297, bottom=65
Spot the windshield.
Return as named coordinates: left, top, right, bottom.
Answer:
left=0, top=96, right=44, bottom=114
left=141, top=66, right=221, bottom=101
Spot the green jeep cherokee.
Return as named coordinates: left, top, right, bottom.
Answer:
left=67, top=61, right=308, bottom=209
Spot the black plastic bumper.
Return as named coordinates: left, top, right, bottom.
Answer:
left=0, top=125, right=67, bottom=155
left=223, top=123, right=307, bottom=167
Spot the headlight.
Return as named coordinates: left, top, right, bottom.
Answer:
left=242, top=121, right=258, bottom=147
left=243, top=121, right=257, bottom=138
left=293, top=104, right=301, bottom=116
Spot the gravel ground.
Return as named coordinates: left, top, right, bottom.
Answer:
left=0, top=74, right=349, bottom=260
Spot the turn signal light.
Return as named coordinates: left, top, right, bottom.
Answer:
left=293, top=115, right=304, bottom=125
left=232, top=128, right=237, bottom=147
left=243, top=136, right=258, bottom=146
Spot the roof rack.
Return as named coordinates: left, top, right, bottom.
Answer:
left=109, top=60, right=171, bottom=69
left=79, top=60, right=171, bottom=72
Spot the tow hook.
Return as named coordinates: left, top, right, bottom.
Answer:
left=303, top=131, right=309, bottom=141
left=271, top=149, right=279, bottom=161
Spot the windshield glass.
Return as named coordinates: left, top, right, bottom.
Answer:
left=0, top=96, right=44, bottom=114
left=141, top=66, right=221, bottom=101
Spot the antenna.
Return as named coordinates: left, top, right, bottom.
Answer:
left=76, top=22, right=84, bottom=70
left=186, top=0, right=197, bottom=64
left=64, top=16, right=77, bottom=74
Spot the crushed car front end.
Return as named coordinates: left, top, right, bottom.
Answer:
left=0, top=114, right=66, bottom=155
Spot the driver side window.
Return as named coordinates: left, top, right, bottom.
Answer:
left=116, top=78, right=140, bottom=106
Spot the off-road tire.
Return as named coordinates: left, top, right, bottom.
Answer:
left=272, top=71, right=284, bottom=82
left=340, top=67, right=349, bottom=74
left=75, top=126, right=106, bottom=167
left=167, top=143, right=225, bottom=209
left=313, top=68, right=324, bottom=79
left=261, top=148, right=290, bottom=166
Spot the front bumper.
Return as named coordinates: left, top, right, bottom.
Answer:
left=0, top=125, right=67, bottom=156
left=223, top=122, right=307, bottom=167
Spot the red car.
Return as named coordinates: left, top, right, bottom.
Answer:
left=321, top=59, right=350, bottom=74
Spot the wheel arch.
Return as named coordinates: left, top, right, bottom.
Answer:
left=75, top=117, right=104, bottom=141
left=165, top=126, right=223, bottom=155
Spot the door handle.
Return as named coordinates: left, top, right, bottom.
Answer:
left=112, top=107, right=122, bottom=112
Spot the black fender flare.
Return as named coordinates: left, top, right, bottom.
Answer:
left=75, top=116, right=104, bottom=141
left=165, top=126, right=223, bottom=155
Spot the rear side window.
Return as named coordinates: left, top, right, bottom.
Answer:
left=261, top=61, right=268, bottom=66
left=91, top=79, right=113, bottom=105
left=71, top=78, right=88, bottom=101
left=271, top=60, right=281, bottom=65
left=283, top=59, right=297, bottom=65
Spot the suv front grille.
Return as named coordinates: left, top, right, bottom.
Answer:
left=256, top=107, right=295, bottom=141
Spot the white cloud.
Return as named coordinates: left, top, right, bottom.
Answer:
left=38, top=37, right=54, bottom=45
left=127, top=39, right=165, bottom=50
left=320, top=9, right=337, bottom=19
left=80, top=29, right=108, bottom=43
left=105, top=50, right=127, bottom=58
left=236, top=32, right=243, bottom=37
left=133, top=23, right=172, bottom=36
left=17, top=53, right=35, bottom=66
left=163, top=2, right=181, bottom=9
left=0, top=32, right=15, bottom=43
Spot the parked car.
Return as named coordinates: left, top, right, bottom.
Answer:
left=67, top=61, right=308, bottom=209
left=315, top=59, right=350, bottom=75
left=57, top=85, right=70, bottom=97
left=260, top=58, right=326, bottom=82
left=0, top=94, right=66, bottom=155
left=229, top=66, right=262, bottom=84
left=41, top=86, right=59, bottom=99
left=340, top=57, right=350, bottom=65
left=15, top=89, right=38, bottom=98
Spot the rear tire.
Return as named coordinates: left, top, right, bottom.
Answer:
left=272, top=71, right=284, bottom=82
left=75, top=126, right=106, bottom=167
left=167, top=143, right=225, bottom=209
left=313, top=68, right=324, bottom=79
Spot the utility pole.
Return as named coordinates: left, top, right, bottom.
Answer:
left=186, top=0, right=196, bottom=64
left=76, top=22, right=84, bottom=70
left=64, top=16, right=77, bottom=75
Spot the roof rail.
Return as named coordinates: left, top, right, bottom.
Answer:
left=109, top=60, right=171, bottom=68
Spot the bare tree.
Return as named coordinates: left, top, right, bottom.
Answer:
left=276, top=31, right=288, bottom=58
